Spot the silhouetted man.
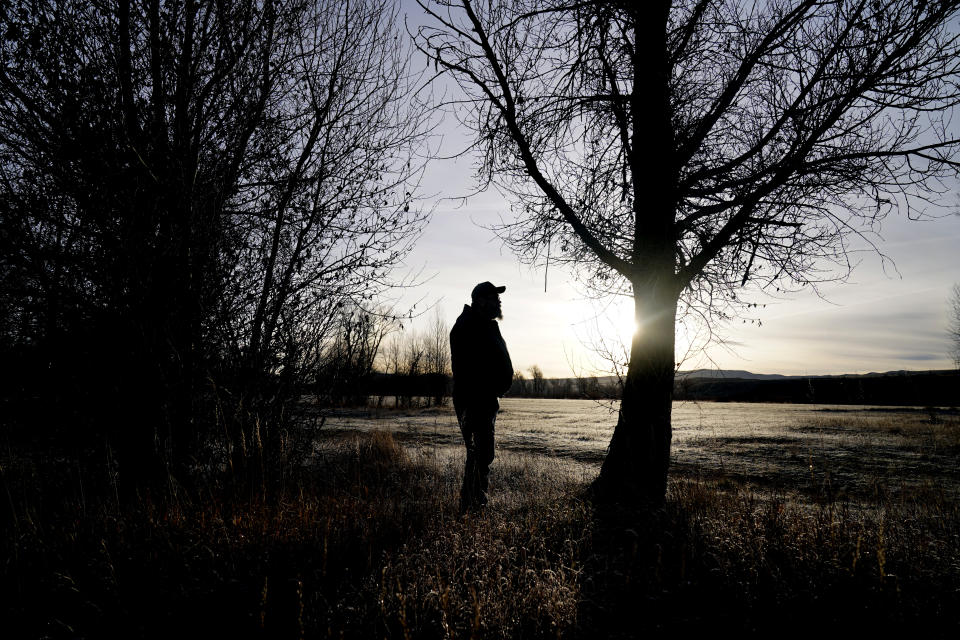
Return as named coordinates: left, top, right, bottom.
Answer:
left=450, top=281, right=513, bottom=512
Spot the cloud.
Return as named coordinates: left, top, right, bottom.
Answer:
left=898, top=353, right=943, bottom=361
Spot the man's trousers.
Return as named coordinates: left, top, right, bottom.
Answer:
left=454, top=398, right=498, bottom=511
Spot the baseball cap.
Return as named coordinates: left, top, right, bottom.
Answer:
left=471, top=281, right=506, bottom=299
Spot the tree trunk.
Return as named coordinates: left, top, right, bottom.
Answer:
left=590, top=4, right=677, bottom=506
left=593, top=285, right=677, bottom=506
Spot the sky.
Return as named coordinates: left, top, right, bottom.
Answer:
left=390, top=3, right=960, bottom=379
left=394, top=162, right=959, bottom=378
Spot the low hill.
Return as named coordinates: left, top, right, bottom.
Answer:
left=676, top=369, right=788, bottom=380
left=673, top=369, right=959, bottom=406
left=534, top=369, right=959, bottom=405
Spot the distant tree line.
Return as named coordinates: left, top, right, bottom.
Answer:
left=675, top=371, right=960, bottom=407
left=0, top=0, right=430, bottom=492
left=315, top=308, right=453, bottom=409
left=320, top=320, right=626, bottom=403
left=509, top=366, right=620, bottom=399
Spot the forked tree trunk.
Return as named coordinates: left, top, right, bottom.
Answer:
left=593, top=286, right=678, bottom=506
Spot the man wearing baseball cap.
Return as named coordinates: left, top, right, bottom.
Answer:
left=449, top=281, right=513, bottom=512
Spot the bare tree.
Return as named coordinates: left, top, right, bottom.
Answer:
left=512, top=369, right=529, bottom=396
left=234, top=1, right=431, bottom=389
left=575, top=374, right=590, bottom=399
left=0, top=0, right=431, bottom=482
left=415, top=0, right=960, bottom=503
left=380, top=331, right=407, bottom=407
left=528, top=364, right=546, bottom=397
left=950, top=283, right=960, bottom=370
left=402, top=330, right=427, bottom=407
left=423, top=307, right=452, bottom=405
left=219, top=0, right=433, bottom=474
left=318, top=306, right=392, bottom=405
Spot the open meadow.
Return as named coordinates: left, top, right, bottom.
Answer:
left=322, top=398, right=960, bottom=502
left=3, top=398, right=960, bottom=637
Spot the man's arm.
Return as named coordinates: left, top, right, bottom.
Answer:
left=492, top=324, right=513, bottom=396
left=450, top=322, right=479, bottom=399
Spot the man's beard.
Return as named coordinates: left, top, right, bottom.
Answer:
left=475, top=302, right=502, bottom=320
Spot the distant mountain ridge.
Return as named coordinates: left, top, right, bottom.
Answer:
left=676, top=369, right=787, bottom=380
left=540, top=369, right=958, bottom=405
left=671, top=369, right=958, bottom=405
left=587, top=369, right=954, bottom=386
left=675, top=368, right=954, bottom=380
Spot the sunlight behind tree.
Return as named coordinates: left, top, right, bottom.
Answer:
left=415, top=0, right=960, bottom=504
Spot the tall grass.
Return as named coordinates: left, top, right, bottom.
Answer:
left=2, top=416, right=959, bottom=637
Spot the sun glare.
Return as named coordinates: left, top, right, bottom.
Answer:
left=583, top=298, right=638, bottom=342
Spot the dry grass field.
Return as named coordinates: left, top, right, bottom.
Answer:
left=3, top=399, right=959, bottom=637
left=325, top=398, right=960, bottom=501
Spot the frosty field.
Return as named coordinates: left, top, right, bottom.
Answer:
left=319, top=398, right=960, bottom=501
left=6, top=398, right=959, bottom=637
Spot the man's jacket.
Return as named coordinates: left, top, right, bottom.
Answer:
left=450, top=304, right=513, bottom=405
